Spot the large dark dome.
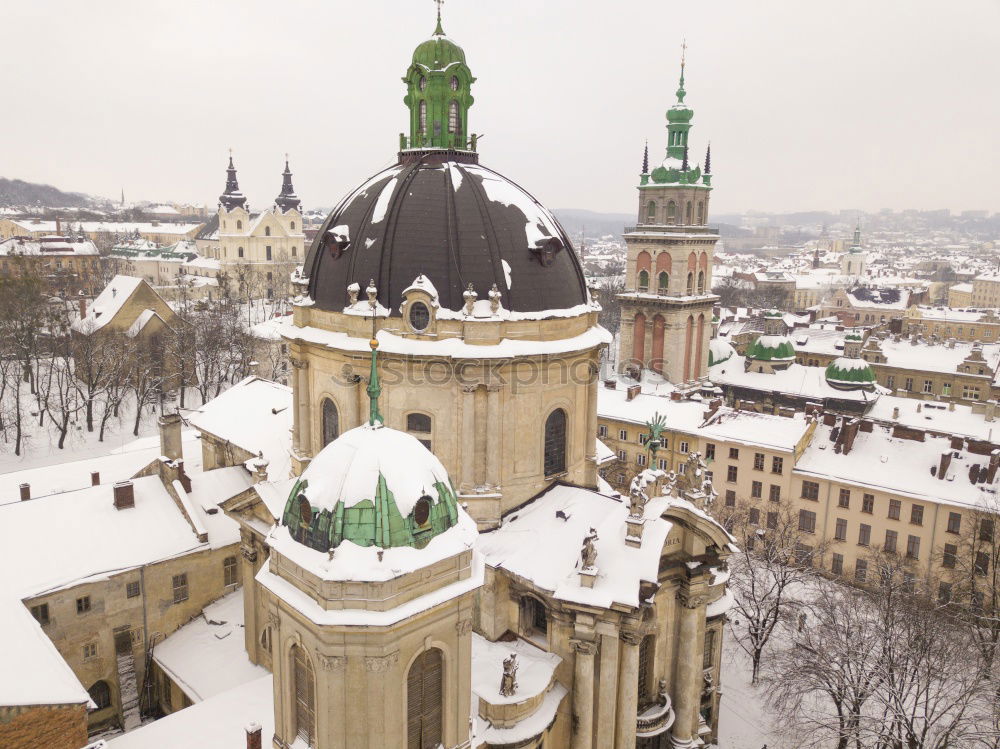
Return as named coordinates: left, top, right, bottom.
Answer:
left=304, top=151, right=589, bottom=314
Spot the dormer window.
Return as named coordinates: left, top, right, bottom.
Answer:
left=409, top=302, right=430, bottom=333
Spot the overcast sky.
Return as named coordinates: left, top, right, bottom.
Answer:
left=4, top=0, right=998, bottom=215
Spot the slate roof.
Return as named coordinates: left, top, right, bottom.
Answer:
left=305, top=151, right=589, bottom=314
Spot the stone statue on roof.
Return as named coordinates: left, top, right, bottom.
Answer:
left=500, top=653, right=518, bottom=697
left=581, top=528, right=599, bottom=570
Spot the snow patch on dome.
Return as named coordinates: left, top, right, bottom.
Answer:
left=371, top=177, right=398, bottom=225
left=299, top=425, right=452, bottom=518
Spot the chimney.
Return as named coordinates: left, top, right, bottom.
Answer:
left=987, top=449, right=1000, bottom=483
left=19, top=483, right=30, bottom=501
left=158, top=412, right=183, bottom=463
left=55, top=217, right=61, bottom=235
left=604, top=379, right=617, bottom=389
left=892, top=406, right=900, bottom=419
left=669, top=391, right=682, bottom=402
left=938, top=450, right=952, bottom=480
left=252, top=452, right=270, bottom=484
left=113, top=481, right=135, bottom=510
left=823, top=412, right=837, bottom=427
left=245, top=722, right=262, bottom=749
left=950, top=436, right=964, bottom=450
left=860, top=419, right=873, bottom=433
left=176, top=460, right=193, bottom=493
left=91, top=471, right=100, bottom=486
left=78, top=298, right=87, bottom=319
left=626, top=384, right=641, bottom=402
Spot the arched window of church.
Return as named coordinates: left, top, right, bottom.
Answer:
left=237, top=220, right=243, bottom=230
left=667, top=201, right=676, bottom=224
left=646, top=201, right=657, bottom=222
left=291, top=645, right=316, bottom=746
left=89, top=680, right=111, bottom=710
left=419, top=101, right=427, bottom=135
left=697, top=270, right=705, bottom=294
left=685, top=202, right=693, bottom=225
left=697, top=201, right=705, bottom=224
left=407, top=412, right=433, bottom=450
left=658, top=271, right=669, bottom=294
left=638, top=269, right=649, bottom=292
left=407, top=648, right=443, bottom=749
left=238, top=247, right=244, bottom=258
left=322, top=398, right=339, bottom=446
left=544, top=408, right=567, bottom=477
left=265, top=226, right=271, bottom=237
left=448, top=100, right=460, bottom=134
left=292, top=246, right=297, bottom=257
left=638, top=635, right=655, bottom=707
left=291, top=221, right=296, bottom=230
left=686, top=272, right=694, bottom=295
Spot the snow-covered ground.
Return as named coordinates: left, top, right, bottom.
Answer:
left=718, top=625, right=789, bottom=749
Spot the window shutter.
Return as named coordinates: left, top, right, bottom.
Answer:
left=408, top=649, right=443, bottom=749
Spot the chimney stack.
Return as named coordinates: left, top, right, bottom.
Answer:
left=78, top=298, right=87, bottom=319
left=113, top=481, right=135, bottom=510
left=988, top=449, right=1000, bottom=483
left=91, top=471, right=100, bottom=486
left=938, top=451, right=952, bottom=480
left=158, top=412, right=183, bottom=463
left=19, top=483, right=30, bottom=501
left=245, top=722, right=262, bottom=749
left=626, top=384, right=641, bottom=402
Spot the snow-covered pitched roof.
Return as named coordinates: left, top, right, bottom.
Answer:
left=0, top=430, right=203, bottom=506
left=471, top=633, right=561, bottom=706
left=72, top=275, right=144, bottom=333
left=0, top=603, right=91, bottom=707
left=866, top=395, right=998, bottom=441
left=188, top=377, right=293, bottom=480
left=480, top=484, right=691, bottom=610
left=877, top=338, right=1000, bottom=376
left=0, top=236, right=98, bottom=256
left=152, top=590, right=267, bottom=703
left=794, top=424, right=1000, bottom=509
left=105, top=675, right=273, bottom=749
left=711, top=354, right=881, bottom=405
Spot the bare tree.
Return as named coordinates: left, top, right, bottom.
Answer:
left=718, top=498, right=828, bottom=682
left=596, top=276, right=625, bottom=336
left=127, top=334, right=164, bottom=436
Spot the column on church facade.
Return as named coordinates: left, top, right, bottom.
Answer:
left=461, top=384, right=476, bottom=489
left=571, top=639, right=597, bottom=749
left=595, top=626, right=620, bottom=748
left=585, top=360, right=599, bottom=486
left=486, top=384, right=501, bottom=487
left=614, top=631, right=641, bottom=748
left=672, top=589, right=707, bottom=745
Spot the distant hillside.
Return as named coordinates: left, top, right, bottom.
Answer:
left=0, top=178, right=92, bottom=208
left=552, top=208, right=634, bottom=239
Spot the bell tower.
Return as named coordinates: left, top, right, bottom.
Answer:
left=401, top=2, right=477, bottom=151
left=617, top=48, right=719, bottom=384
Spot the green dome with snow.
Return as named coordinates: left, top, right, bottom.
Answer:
left=825, top=356, right=877, bottom=390
left=281, top=425, right=460, bottom=552
left=708, top=338, right=735, bottom=367
left=745, top=334, right=796, bottom=362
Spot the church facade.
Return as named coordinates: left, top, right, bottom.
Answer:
left=228, top=12, right=736, bottom=749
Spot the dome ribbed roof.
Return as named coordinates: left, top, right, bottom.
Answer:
left=825, top=357, right=877, bottom=390
left=281, top=425, right=460, bottom=551
left=708, top=338, right=735, bottom=367
left=413, top=34, right=466, bottom=69
left=305, top=155, right=589, bottom=314
left=746, top=334, right=796, bottom=362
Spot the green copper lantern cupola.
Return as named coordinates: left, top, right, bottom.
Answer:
left=649, top=43, right=707, bottom=187
left=401, top=4, right=477, bottom=151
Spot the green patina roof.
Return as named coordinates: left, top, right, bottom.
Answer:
left=281, top=473, right=459, bottom=552
left=825, top=358, right=877, bottom=386
left=708, top=339, right=734, bottom=367
left=745, top=335, right=796, bottom=361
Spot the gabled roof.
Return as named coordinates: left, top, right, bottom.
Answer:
left=71, top=275, right=144, bottom=333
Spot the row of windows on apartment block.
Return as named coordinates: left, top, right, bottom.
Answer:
left=880, top=376, right=984, bottom=399
left=601, top=431, right=786, bottom=472
left=28, top=556, right=238, bottom=628
left=230, top=246, right=296, bottom=260
left=828, top=555, right=990, bottom=606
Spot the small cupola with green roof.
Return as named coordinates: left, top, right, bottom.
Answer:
left=401, top=1, right=477, bottom=151
left=745, top=311, right=796, bottom=373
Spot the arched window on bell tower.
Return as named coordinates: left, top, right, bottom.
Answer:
left=419, top=101, right=427, bottom=136
left=686, top=272, right=694, bottom=295
left=448, top=100, right=460, bottom=134
left=407, top=649, right=444, bottom=749
left=697, top=270, right=705, bottom=294
left=658, top=271, right=669, bottom=295
left=646, top=201, right=657, bottom=223
left=685, top=201, right=693, bottom=225
left=638, top=270, right=649, bottom=292
left=291, top=645, right=316, bottom=746
left=697, top=201, right=705, bottom=224
left=667, top=201, right=677, bottom=224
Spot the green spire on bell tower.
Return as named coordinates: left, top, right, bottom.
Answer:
left=400, top=0, right=477, bottom=151
left=367, top=307, right=384, bottom=427
left=666, top=41, right=694, bottom=161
